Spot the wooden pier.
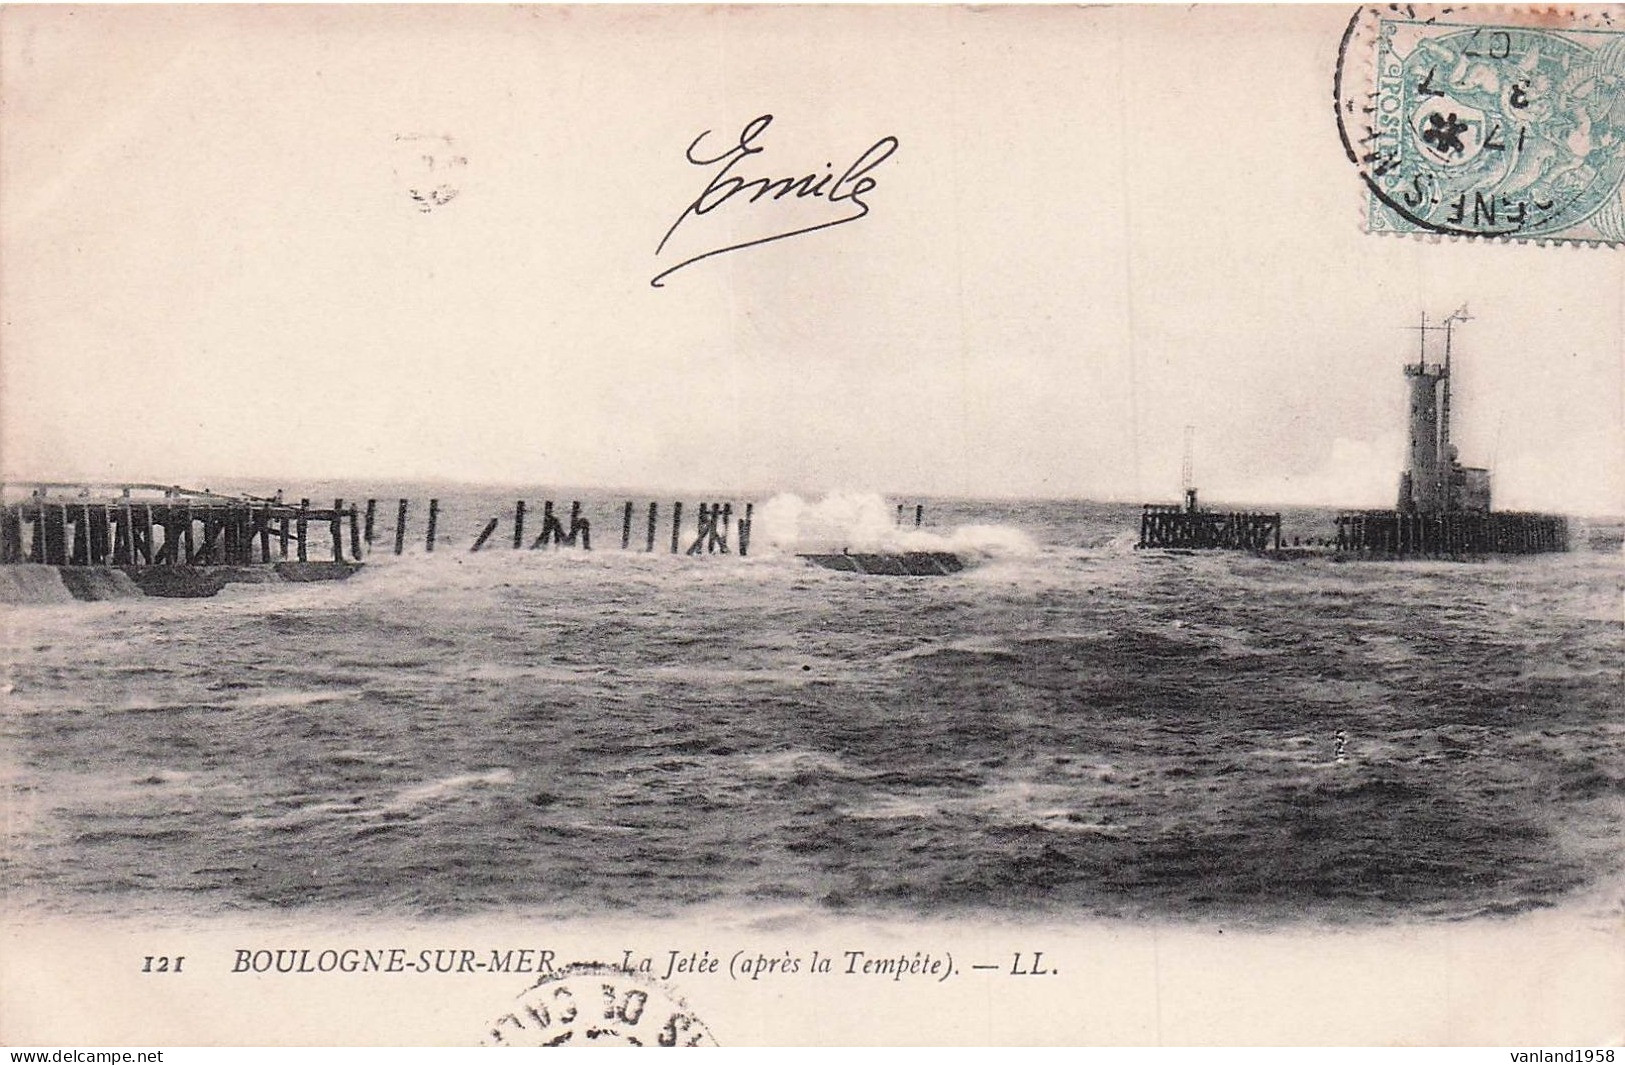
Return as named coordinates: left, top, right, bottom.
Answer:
left=1138, top=491, right=1282, bottom=551
left=1334, top=510, right=1568, bottom=557
left=1, top=488, right=359, bottom=567
left=1, top=488, right=949, bottom=578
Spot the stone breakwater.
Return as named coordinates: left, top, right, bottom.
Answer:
left=0, top=563, right=362, bottom=604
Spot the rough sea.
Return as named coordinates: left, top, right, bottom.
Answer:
left=3, top=488, right=1621, bottom=928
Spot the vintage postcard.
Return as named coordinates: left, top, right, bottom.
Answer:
left=1, top=4, right=1621, bottom=1049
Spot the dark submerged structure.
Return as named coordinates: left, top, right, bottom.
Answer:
left=798, top=551, right=965, bottom=576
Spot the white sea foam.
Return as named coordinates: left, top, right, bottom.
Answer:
left=392, top=768, right=515, bottom=807
left=754, top=491, right=1037, bottom=559
left=740, top=749, right=868, bottom=780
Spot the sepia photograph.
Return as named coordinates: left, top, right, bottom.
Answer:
left=1, top=3, right=1621, bottom=1048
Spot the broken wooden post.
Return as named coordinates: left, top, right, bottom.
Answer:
left=568, top=501, right=590, bottom=550
left=364, top=499, right=377, bottom=545
left=646, top=502, right=658, bottom=552
left=915, top=504, right=923, bottom=528
left=258, top=504, right=272, bottom=562
left=471, top=516, right=500, bottom=552
left=512, top=501, right=526, bottom=549
left=688, top=503, right=728, bottom=555
left=896, top=503, right=905, bottom=526
left=566, top=502, right=583, bottom=549
left=426, top=499, right=439, bottom=552
left=531, top=501, right=556, bottom=549
left=349, top=504, right=362, bottom=560
left=182, top=503, right=195, bottom=565
left=394, top=499, right=408, bottom=555
left=621, top=502, right=633, bottom=549
left=297, top=499, right=309, bottom=562
left=739, top=503, right=753, bottom=557
left=686, top=504, right=706, bottom=555
left=670, top=502, right=682, bottom=554
left=332, top=498, right=345, bottom=562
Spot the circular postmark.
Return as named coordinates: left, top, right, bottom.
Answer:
left=483, top=961, right=718, bottom=1047
left=1334, top=5, right=1625, bottom=242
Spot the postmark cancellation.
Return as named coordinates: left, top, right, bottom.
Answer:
left=483, top=961, right=719, bottom=1047
left=1337, top=5, right=1625, bottom=244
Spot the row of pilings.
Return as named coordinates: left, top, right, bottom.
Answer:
left=1137, top=504, right=1283, bottom=550
left=1, top=499, right=358, bottom=567
left=0, top=496, right=776, bottom=565
left=455, top=500, right=754, bottom=557
left=1334, top=510, right=1569, bottom=557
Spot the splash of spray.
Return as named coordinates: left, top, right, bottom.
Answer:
left=753, top=492, right=1036, bottom=561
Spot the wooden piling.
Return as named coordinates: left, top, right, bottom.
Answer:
left=686, top=503, right=708, bottom=556
left=513, top=501, right=526, bottom=549
left=569, top=501, right=583, bottom=548
left=739, top=502, right=753, bottom=557
left=114, top=500, right=131, bottom=565
left=297, top=499, right=309, bottom=562
left=531, top=501, right=556, bottom=549
left=3, top=506, right=21, bottom=564
left=349, top=504, right=362, bottom=560
left=219, top=508, right=231, bottom=564
left=671, top=502, right=682, bottom=554
left=646, top=502, right=658, bottom=552
left=92, top=504, right=112, bottom=563
left=394, top=499, right=408, bottom=556
left=52, top=504, right=67, bottom=565
left=915, top=504, right=924, bottom=528
left=621, top=502, right=633, bottom=549
left=426, top=498, right=439, bottom=552
left=571, top=502, right=590, bottom=551
left=198, top=507, right=215, bottom=565
left=364, top=499, right=377, bottom=545
left=258, top=505, right=272, bottom=562
left=66, top=503, right=83, bottom=565
left=471, top=517, right=500, bottom=552
left=332, top=498, right=345, bottom=562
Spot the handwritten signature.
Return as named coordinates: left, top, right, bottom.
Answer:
left=653, top=114, right=899, bottom=287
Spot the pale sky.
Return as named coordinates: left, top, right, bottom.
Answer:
left=2, top=5, right=1620, bottom=512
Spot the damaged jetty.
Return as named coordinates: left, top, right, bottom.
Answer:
left=0, top=484, right=361, bottom=598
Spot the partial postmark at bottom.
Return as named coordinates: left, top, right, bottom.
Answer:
left=484, top=961, right=719, bottom=1046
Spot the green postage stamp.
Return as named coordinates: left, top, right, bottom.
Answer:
left=1337, top=5, right=1625, bottom=244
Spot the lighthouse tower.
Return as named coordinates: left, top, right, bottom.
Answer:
left=1397, top=310, right=1492, bottom=515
